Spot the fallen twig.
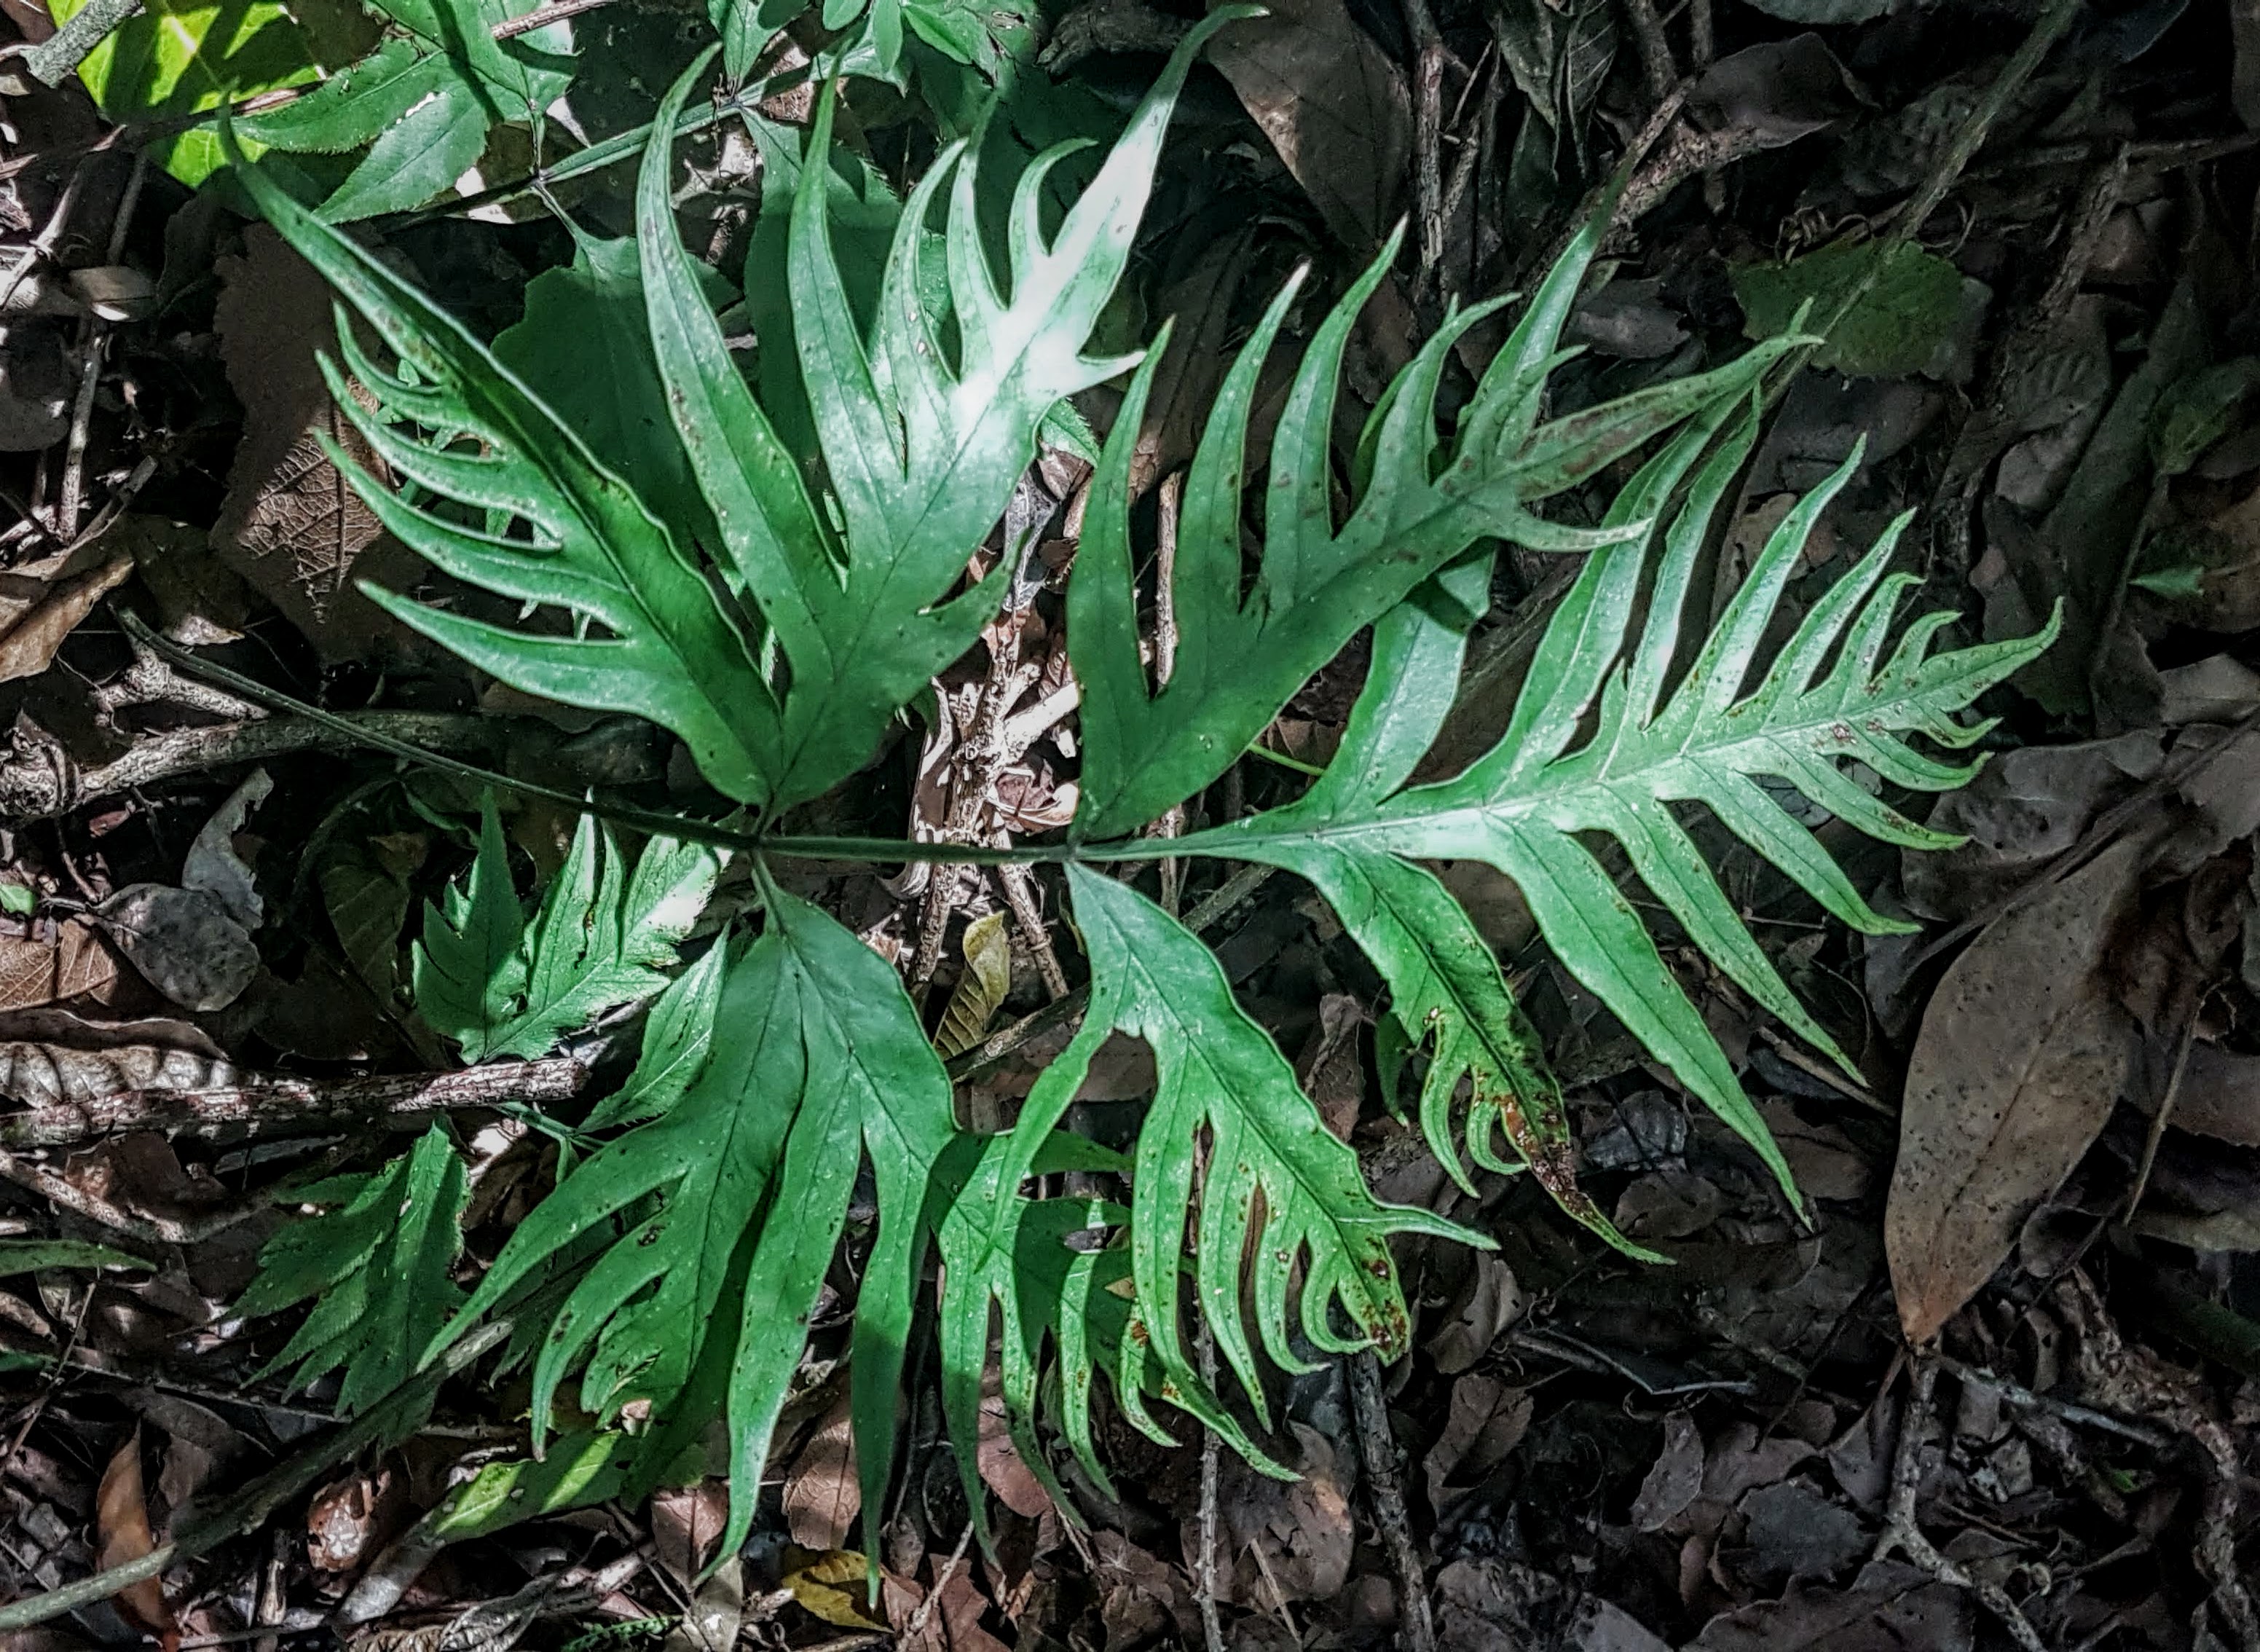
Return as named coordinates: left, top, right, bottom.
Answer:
left=0, top=709, right=514, bottom=819
left=1348, top=1353, right=1436, bottom=1652
left=0, top=1055, right=586, bottom=1149
left=0, top=1321, right=511, bottom=1630
left=1875, top=1356, right=2050, bottom=1652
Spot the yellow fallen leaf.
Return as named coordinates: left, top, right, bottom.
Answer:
left=781, top=1548, right=886, bottom=1632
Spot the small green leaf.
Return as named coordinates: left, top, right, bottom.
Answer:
left=2149, top=360, right=2260, bottom=478
left=414, top=803, right=720, bottom=1063
left=0, top=881, right=33, bottom=917
left=0, top=1240, right=150, bottom=1274
left=1734, top=239, right=1966, bottom=379
left=934, top=911, right=1012, bottom=1058
left=583, top=940, right=727, bottom=1130
left=237, top=1126, right=468, bottom=1415
left=2131, top=564, right=2208, bottom=599
left=52, top=0, right=324, bottom=184
left=422, top=1431, right=643, bottom=1540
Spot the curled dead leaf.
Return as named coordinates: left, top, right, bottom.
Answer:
left=0, top=539, right=134, bottom=685
left=95, top=1427, right=177, bottom=1648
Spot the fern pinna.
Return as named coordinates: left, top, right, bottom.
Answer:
left=223, top=21, right=2053, bottom=1571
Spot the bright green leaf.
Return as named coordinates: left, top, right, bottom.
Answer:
left=441, top=890, right=956, bottom=1568
left=53, top=0, right=324, bottom=184
left=413, top=801, right=721, bottom=1063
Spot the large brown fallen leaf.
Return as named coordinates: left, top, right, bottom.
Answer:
left=0, top=538, right=135, bottom=684
left=1206, top=0, right=1409, bottom=253
left=96, top=1428, right=178, bottom=1650
left=213, top=225, right=417, bottom=659
left=783, top=1396, right=858, bottom=1551
left=1886, top=835, right=2149, bottom=1343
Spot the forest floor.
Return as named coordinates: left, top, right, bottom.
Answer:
left=1, top=0, right=2259, bottom=1650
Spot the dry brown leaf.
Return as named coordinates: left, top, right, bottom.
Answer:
left=1421, top=1251, right=1522, bottom=1374
left=1423, top=1372, right=1532, bottom=1517
left=783, top=1396, right=859, bottom=1551
left=650, top=1479, right=733, bottom=1588
left=213, top=224, right=418, bottom=659
left=0, top=539, right=135, bottom=685
left=1886, top=835, right=2150, bottom=1344
left=1128, top=227, right=1260, bottom=497
left=1206, top=0, right=1409, bottom=253
left=1087, top=1533, right=1195, bottom=1652
left=0, top=921, right=122, bottom=1011
left=975, top=1374, right=1052, bottom=1520
left=307, top=1462, right=407, bottom=1574
left=95, top=1428, right=177, bottom=1646
left=889, top=1566, right=1011, bottom=1652
left=93, top=885, right=261, bottom=1013
left=1186, top=1420, right=1352, bottom=1608
left=1685, top=1559, right=1972, bottom=1652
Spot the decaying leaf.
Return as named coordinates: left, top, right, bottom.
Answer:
left=0, top=538, right=134, bottom=685
left=934, top=911, right=1012, bottom=1059
left=783, top=1396, right=859, bottom=1552
left=93, top=886, right=259, bottom=1014
left=0, top=921, right=122, bottom=1012
left=213, top=225, right=417, bottom=658
left=95, top=1428, right=177, bottom=1647
left=1187, top=1422, right=1353, bottom=1608
left=1206, top=0, right=1409, bottom=252
left=1886, top=836, right=2150, bottom=1344
left=1736, top=240, right=1973, bottom=379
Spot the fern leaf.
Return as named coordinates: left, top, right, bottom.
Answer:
left=239, top=0, right=575, bottom=221
left=1182, top=397, right=2060, bottom=1208
left=439, top=891, right=956, bottom=1567
left=237, top=1127, right=468, bottom=1416
left=224, top=139, right=783, bottom=806
left=632, top=20, right=1245, bottom=812
left=934, top=1071, right=1281, bottom=1550
left=1066, top=191, right=1812, bottom=842
left=940, top=866, right=1476, bottom=1472
left=414, top=804, right=720, bottom=1063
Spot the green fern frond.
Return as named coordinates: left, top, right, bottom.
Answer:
left=435, top=889, right=956, bottom=1568
left=237, top=1127, right=468, bottom=1417
left=1181, top=395, right=2060, bottom=1209
left=414, top=803, right=721, bottom=1064
left=1064, top=187, right=1812, bottom=843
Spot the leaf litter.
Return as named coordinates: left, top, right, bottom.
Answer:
left=1, top=1, right=2259, bottom=1651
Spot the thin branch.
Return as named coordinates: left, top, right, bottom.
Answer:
left=26, top=0, right=141, bottom=88
left=1348, top=1353, right=1435, bottom=1652
left=0, top=1056, right=586, bottom=1150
